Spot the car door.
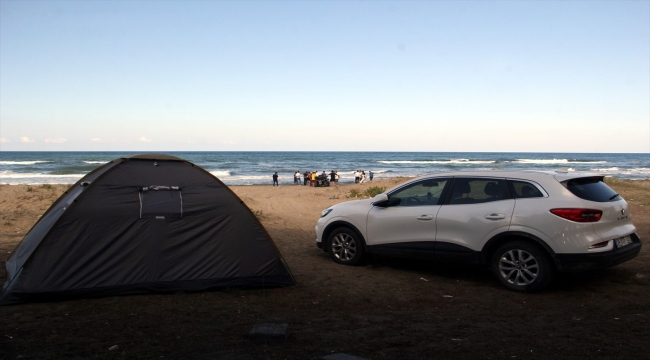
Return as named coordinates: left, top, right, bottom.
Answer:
left=435, top=177, right=514, bottom=263
left=366, top=178, right=450, bottom=258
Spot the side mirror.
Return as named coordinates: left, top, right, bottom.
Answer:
left=373, top=194, right=401, bottom=207
left=372, top=194, right=388, bottom=205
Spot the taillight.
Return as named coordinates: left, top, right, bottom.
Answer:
left=550, top=208, right=602, bottom=222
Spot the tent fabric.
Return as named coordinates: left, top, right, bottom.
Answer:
left=1, top=155, right=294, bottom=305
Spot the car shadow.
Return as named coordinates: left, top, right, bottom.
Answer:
left=366, top=254, right=495, bottom=286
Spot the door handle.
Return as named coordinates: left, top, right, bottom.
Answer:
left=416, top=215, right=434, bottom=221
left=485, top=213, right=506, bottom=220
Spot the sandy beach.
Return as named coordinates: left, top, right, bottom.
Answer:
left=1, top=178, right=649, bottom=359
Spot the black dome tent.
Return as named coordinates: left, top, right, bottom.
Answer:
left=1, top=154, right=294, bottom=305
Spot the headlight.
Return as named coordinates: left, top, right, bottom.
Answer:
left=321, top=208, right=333, bottom=218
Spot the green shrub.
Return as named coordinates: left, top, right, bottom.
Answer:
left=364, top=186, right=386, bottom=198
left=252, top=209, right=265, bottom=220
left=346, top=189, right=363, bottom=198
left=2, top=209, right=27, bottom=223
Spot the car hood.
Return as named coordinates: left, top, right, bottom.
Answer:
left=329, top=198, right=375, bottom=212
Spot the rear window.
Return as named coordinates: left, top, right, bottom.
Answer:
left=509, top=180, right=544, bottom=198
left=564, top=178, right=622, bottom=202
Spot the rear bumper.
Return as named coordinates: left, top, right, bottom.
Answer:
left=555, top=233, right=642, bottom=272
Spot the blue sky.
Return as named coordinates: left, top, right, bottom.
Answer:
left=1, top=0, right=648, bottom=152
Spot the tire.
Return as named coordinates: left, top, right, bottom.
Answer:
left=491, top=240, right=554, bottom=292
left=327, top=227, right=367, bottom=266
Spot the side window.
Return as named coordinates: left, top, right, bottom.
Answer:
left=139, top=186, right=183, bottom=219
left=449, top=178, right=507, bottom=205
left=510, top=181, right=544, bottom=199
left=389, top=179, right=448, bottom=207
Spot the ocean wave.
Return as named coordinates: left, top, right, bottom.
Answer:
left=219, top=174, right=276, bottom=185
left=617, top=168, right=650, bottom=175
left=514, top=159, right=607, bottom=165
left=0, top=171, right=86, bottom=179
left=592, top=168, right=650, bottom=177
left=378, top=159, right=495, bottom=165
left=83, top=161, right=108, bottom=164
left=0, top=171, right=84, bottom=185
left=49, top=166, right=100, bottom=175
left=0, top=160, right=51, bottom=165
left=593, top=167, right=620, bottom=172
left=225, top=175, right=271, bottom=181
left=209, top=170, right=231, bottom=177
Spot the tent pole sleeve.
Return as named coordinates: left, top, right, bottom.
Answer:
left=179, top=191, right=183, bottom=218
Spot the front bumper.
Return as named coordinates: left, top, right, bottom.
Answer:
left=555, top=233, right=642, bottom=272
left=315, top=221, right=325, bottom=250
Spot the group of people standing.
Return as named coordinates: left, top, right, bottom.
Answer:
left=354, top=170, right=373, bottom=183
left=273, top=170, right=373, bottom=186
left=292, top=170, right=340, bottom=186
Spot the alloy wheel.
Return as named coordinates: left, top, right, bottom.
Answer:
left=498, top=249, right=539, bottom=286
left=331, top=233, right=357, bottom=261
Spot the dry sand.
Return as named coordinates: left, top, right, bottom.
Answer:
left=0, top=178, right=649, bottom=359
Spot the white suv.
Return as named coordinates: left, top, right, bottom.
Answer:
left=315, top=171, right=641, bottom=292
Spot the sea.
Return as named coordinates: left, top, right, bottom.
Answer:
left=0, top=152, right=648, bottom=186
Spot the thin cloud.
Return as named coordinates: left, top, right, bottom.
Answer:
left=0, top=138, right=10, bottom=143
left=20, top=136, right=34, bottom=143
left=44, top=138, right=67, bottom=144
left=139, top=137, right=152, bottom=143
left=91, top=138, right=122, bottom=143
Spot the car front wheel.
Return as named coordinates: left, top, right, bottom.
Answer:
left=327, top=227, right=366, bottom=265
left=491, top=241, right=553, bottom=292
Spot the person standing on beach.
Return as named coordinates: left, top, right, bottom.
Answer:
left=310, top=171, right=317, bottom=187
left=273, top=172, right=279, bottom=187
left=294, top=171, right=300, bottom=185
left=354, top=170, right=360, bottom=184
left=369, top=170, right=374, bottom=181
left=303, top=171, right=309, bottom=186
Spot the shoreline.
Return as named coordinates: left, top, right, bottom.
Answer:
left=2, top=176, right=649, bottom=187
left=0, top=175, right=648, bottom=187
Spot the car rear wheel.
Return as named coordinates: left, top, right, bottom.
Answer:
left=328, top=227, right=366, bottom=265
left=491, top=241, right=553, bottom=292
